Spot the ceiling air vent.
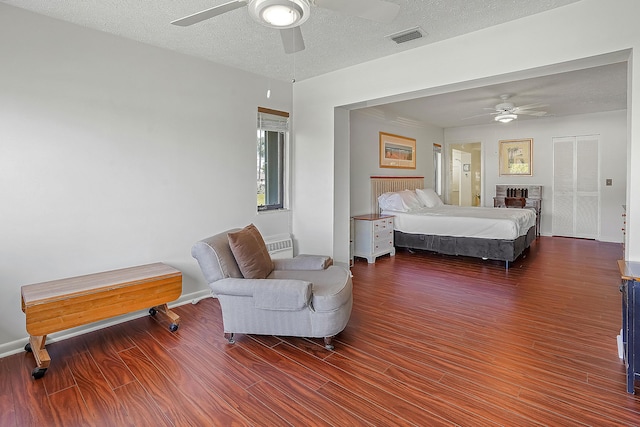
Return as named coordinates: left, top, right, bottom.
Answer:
left=387, top=27, right=425, bottom=44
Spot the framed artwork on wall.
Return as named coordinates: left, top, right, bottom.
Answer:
left=379, top=132, right=416, bottom=169
left=499, top=138, right=533, bottom=176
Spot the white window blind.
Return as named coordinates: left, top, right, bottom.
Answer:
left=257, top=111, right=289, bottom=132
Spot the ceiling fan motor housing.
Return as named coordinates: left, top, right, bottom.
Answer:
left=495, top=102, right=515, bottom=112
left=248, top=0, right=311, bottom=29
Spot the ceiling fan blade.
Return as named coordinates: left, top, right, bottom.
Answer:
left=513, top=102, right=549, bottom=111
left=518, top=110, right=548, bottom=117
left=280, top=27, right=305, bottom=54
left=461, top=112, right=492, bottom=120
left=171, top=0, right=247, bottom=26
left=314, top=0, right=400, bottom=23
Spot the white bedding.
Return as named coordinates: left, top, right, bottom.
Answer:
left=382, top=205, right=536, bottom=240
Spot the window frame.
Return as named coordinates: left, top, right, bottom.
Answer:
left=257, top=107, right=289, bottom=212
left=433, top=143, right=442, bottom=196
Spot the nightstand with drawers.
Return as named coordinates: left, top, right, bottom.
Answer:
left=352, top=214, right=395, bottom=263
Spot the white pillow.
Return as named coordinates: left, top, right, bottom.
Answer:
left=398, top=189, right=422, bottom=210
left=416, top=188, right=444, bottom=208
left=378, top=192, right=407, bottom=212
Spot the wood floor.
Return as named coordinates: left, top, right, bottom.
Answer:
left=2, top=237, right=640, bottom=426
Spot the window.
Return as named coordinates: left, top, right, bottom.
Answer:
left=257, top=107, right=289, bottom=211
left=433, top=143, right=442, bottom=196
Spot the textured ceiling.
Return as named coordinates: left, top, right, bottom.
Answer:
left=3, top=0, right=627, bottom=128
left=2, top=0, right=582, bottom=82
left=366, top=61, right=628, bottom=128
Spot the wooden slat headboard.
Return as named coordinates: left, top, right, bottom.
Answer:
left=371, top=176, right=425, bottom=213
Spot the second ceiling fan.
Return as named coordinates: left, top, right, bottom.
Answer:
left=487, top=94, right=548, bottom=123
left=171, top=0, right=401, bottom=54
left=462, top=94, right=548, bottom=123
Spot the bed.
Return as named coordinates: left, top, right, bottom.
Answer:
left=371, top=176, right=536, bottom=267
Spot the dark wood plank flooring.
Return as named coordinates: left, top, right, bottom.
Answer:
left=3, top=236, right=640, bottom=426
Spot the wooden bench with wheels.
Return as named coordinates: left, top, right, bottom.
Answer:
left=21, top=262, right=182, bottom=379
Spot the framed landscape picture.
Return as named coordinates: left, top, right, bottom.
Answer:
left=379, top=132, right=416, bottom=169
left=499, top=138, right=532, bottom=176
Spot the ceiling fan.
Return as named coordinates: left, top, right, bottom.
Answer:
left=171, top=0, right=401, bottom=54
left=484, top=94, right=548, bottom=123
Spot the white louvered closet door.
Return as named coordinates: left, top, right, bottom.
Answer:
left=552, top=135, right=600, bottom=239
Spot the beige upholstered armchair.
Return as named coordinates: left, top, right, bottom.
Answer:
left=191, top=225, right=353, bottom=349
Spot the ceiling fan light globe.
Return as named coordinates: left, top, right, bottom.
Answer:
left=262, top=5, right=299, bottom=26
left=495, top=113, right=517, bottom=123
left=249, top=0, right=310, bottom=29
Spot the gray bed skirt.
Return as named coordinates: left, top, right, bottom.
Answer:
left=394, top=226, right=536, bottom=265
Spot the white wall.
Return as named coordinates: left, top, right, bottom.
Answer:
left=0, top=5, right=292, bottom=354
left=349, top=110, right=444, bottom=216
left=3, top=0, right=639, bottom=357
left=445, top=110, right=627, bottom=242
left=293, top=0, right=640, bottom=264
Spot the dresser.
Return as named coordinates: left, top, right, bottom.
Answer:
left=619, top=260, right=640, bottom=393
left=493, top=184, right=542, bottom=236
left=352, top=214, right=395, bottom=263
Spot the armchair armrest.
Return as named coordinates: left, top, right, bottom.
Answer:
left=209, top=278, right=256, bottom=297
left=273, top=254, right=333, bottom=271
left=210, top=277, right=312, bottom=311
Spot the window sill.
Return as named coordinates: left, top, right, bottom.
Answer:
left=257, top=208, right=290, bottom=215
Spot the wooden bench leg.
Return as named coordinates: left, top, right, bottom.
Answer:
left=25, top=335, right=50, bottom=379
left=150, top=303, right=180, bottom=332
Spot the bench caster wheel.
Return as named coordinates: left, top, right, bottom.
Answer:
left=169, top=323, right=179, bottom=332
left=31, top=368, right=47, bottom=379
left=25, top=343, right=32, bottom=353
left=149, top=307, right=157, bottom=316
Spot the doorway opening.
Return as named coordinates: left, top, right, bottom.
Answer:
left=448, top=142, right=482, bottom=206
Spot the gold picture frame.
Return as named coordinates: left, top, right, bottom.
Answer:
left=379, top=132, right=416, bottom=169
left=499, top=138, right=533, bottom=176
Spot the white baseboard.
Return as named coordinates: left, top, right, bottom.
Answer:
left=0, top=289, right=212, bottom=359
